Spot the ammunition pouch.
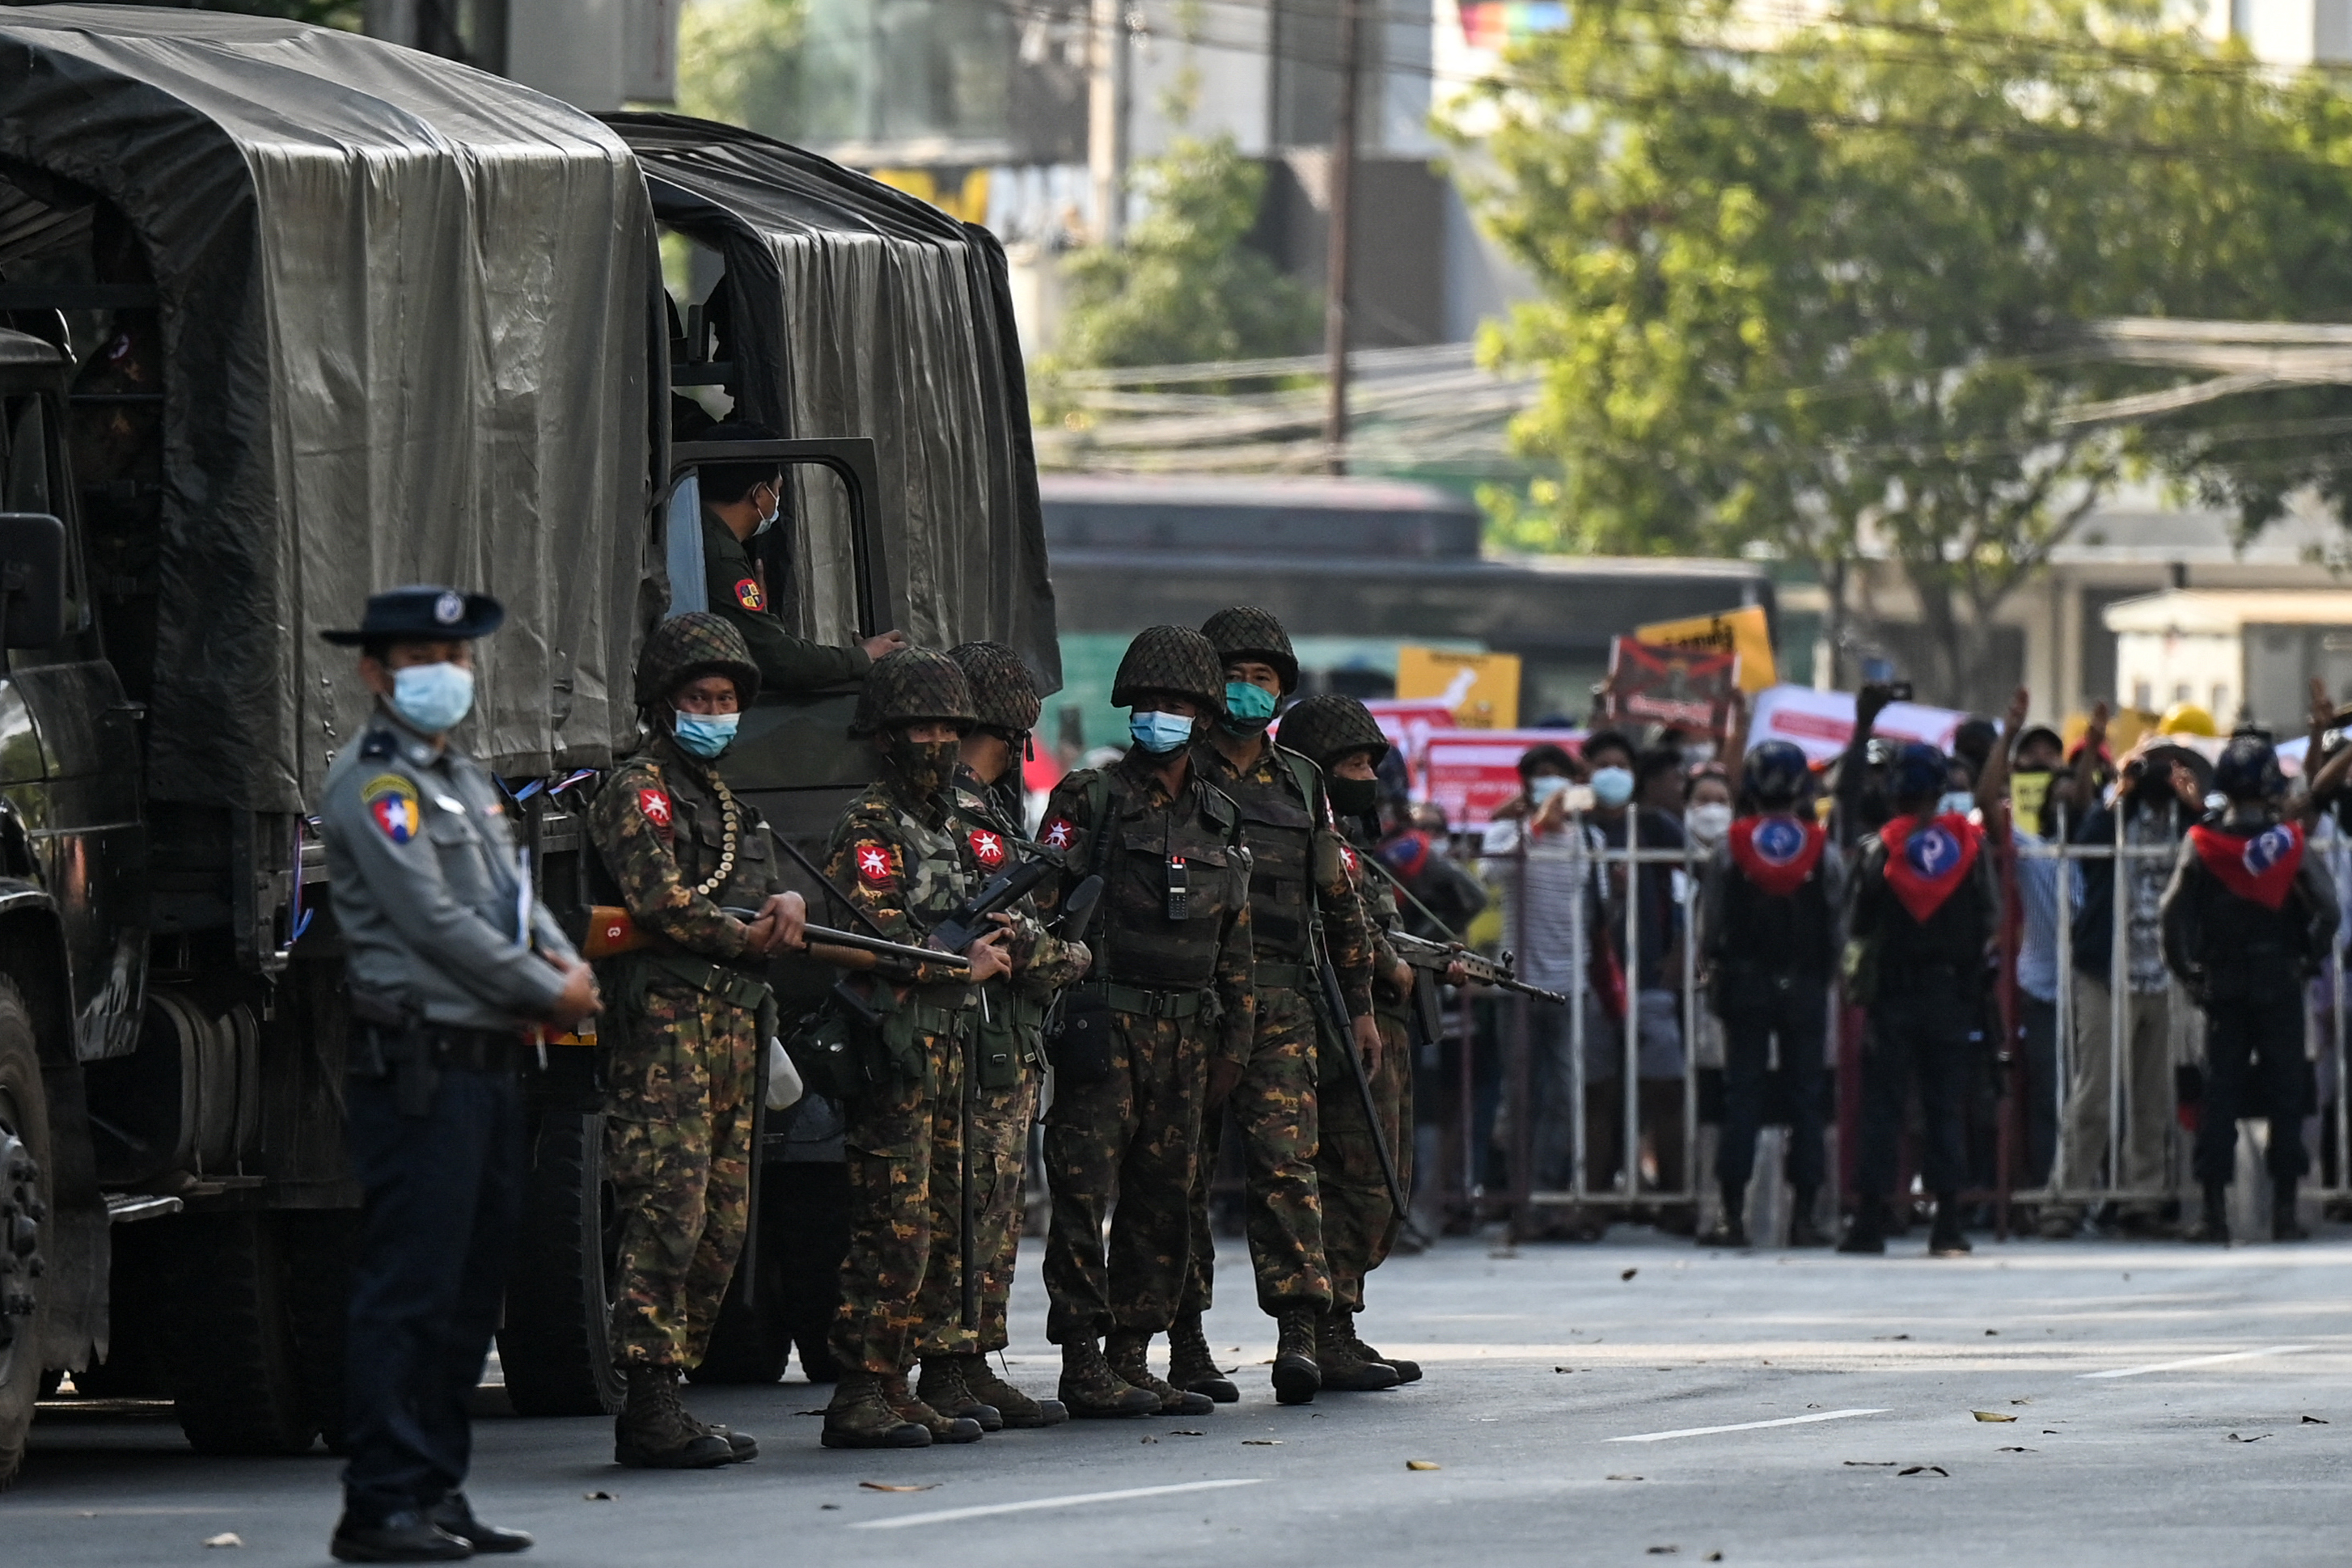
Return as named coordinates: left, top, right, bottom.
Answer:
left=976, top=987, right=1047, bottom=1092
left=785, top=978, right=965, bottom=1101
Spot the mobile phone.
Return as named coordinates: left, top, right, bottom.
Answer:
left=1887, top=681, right=1913, bottom=703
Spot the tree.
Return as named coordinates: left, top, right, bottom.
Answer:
left=1444, top=0, right=2352, bottom=705
left=1046, top=133, right=1321, bottom=373
left=677, top=0, right=807, bottom=138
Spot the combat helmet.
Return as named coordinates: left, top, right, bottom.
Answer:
left=2214, top=732, right=2283, bottom=802
left=1745, top=739, right=1810, bottom=806
left=849, top=647, right=977, bottom=737
left=1277, top=693, right=1389, bottom=772
left=633, top=611, right=762, bottom=709
left=1110, top=626, right=1225, bottom=714
left=1200, top=606, right=1299, bottom=694
left=947, top=640, right=1041, bottom=736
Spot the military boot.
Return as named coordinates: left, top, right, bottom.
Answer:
left=1167, top=1312, right=1239, bottom=1404
left=916, top=1356, right=1005, bottom=1432
left=1334, top=1311, right=1420, bottom=1384
left=1787, top=1189, right=1830, bottom=1249
left=1272, top=1308, right=1322, bottom=1405
left=1057, top=1338, right=1161, bottom=1418
left=882, top=1372, right=985, bottom=1443
left=614, top=1363, right=735, bottom=1469
left=956, top=1352, right=1066, bottom=1428
left=1836, top=1199, right=1886, bottom=1255
left=1313, top=1310, right=1400, bottom=1392
left=1927, top=1193, right=1972, bottom=1258
left=2183, top=1183, right=2231, bottom=1245
left=2274, top=1177, right=2308, bottom=1242
left=1106, top=1328, right=1215, bottom=1416
left=819, top=1369, right=931, bottom=1450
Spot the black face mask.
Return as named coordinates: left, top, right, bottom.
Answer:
left=884, top=733, right=958, bottom=799
left=1326, top=776, right=1380, bottom=818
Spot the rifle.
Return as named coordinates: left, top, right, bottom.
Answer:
left=581, top=905, right=971, bottom=975
left=1313, top=937, right=1414, bottom=1231
left=1390, top=929, right=1568, bottom=1006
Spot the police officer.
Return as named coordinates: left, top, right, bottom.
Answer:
left=911, top=641, right=1092, bottom=1430
left=1276, top=694, right=1424, bottom=1388
left=691, top=421, right=907, bottom=688
left=1034, top=626, right=1252, bottom=1419
left=2161, top=733, right=2338, bottom=1243
left=319, top=586, right=600, bottom=1563
left=818, top=650, right=1013, bottom=1449
left=587, top=614, right=808, bottom=1468
left=1838, top=742, right=1997, bottom=1258
left=1698, top=739, right=1842, bottom=1249
left=1178, top=608, right=1379, bottom=1406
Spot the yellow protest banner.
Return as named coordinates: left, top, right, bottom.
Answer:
left=1395, top=647, right=1521, bottom=729
left=1635, top=606, right=1777, bottom=693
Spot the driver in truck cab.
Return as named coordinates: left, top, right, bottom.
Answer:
left=693, top=421, right=907, bottom=689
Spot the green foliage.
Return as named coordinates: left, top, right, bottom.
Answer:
left=1443, top=0, right=2352, bottom=703
left=677, top=0, right=807, bottom=137
left=1048, top=133, right=1321, bottom=373
left=172, top=0, right=363, bottom=26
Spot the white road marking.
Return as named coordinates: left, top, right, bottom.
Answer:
left=847, top=1478, right=1263, bottom=1529
left=1606, top=1408, right=1890, bottom=1443
left=2077, top=1345, right=2315, bottom=1380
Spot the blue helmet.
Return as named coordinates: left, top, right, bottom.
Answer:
left=1746, top=740, right=1810, bottom=806
left=2213, top=733, right=2282, bottom=803
left=1891, top=741, right=1947, bottom=802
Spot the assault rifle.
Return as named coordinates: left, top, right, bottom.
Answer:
left=928, top=856, right=1055, bottom=953
left=1390, top=930, right=1568, bottom=1006
left=581, top=905, right=972, bottom=975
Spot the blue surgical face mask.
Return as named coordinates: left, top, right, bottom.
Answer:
left=1221, top=680, right=1278, bottom=734
left=1590, top=765, right=1635, bottom=809
left=752, top=480, right=780, bottom=537
left=673, top=711, right=740, bottom=759
left=389, top=661, right=474, bottom=734
left=1938, top=790, right=1976, bottom=818
left=1129, top=710, right=1194, bottom=754
left=1528, top=775, right=1570, bottom=806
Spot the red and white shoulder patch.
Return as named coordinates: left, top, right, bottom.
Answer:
left=852, top=842, right=900, bottom=887
left=968, top=828, right=1007, bottom=869
left=1040, top=816, right=1077, bottom=851
left=637, top=787, right=672, bottom=827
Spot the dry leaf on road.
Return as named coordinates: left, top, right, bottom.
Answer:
left=860, top=1481, right=939, bottom=1492
left=1971, top=1411, right=2017, bottom=1422
left=1407, top=1460, right=1442, bottom=1471
left=202, top=1534, right=243, bottom=1549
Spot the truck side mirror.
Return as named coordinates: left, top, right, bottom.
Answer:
left=0, top=513, right=65, bottom=649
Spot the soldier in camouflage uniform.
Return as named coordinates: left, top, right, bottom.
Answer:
left=589, top=613, right=810, bottom=1469
left=912, top=641, right=1093, bottom=1431
left=1174, top=607, right=1385, bottom=1405
left=1034, top=627, right=1252, bottom=1419
left=819, top=649, right=1017, bottom=1450
left=1279, top=695, right=1428, bottom=1388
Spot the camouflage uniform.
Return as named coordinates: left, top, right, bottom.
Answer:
left=1034, top=747, right=1254, bottom=1342
left=1181, top=740, right=1374, bottom=1319
left=590, top=618, right=781, bottom=1372
left=1318, top=822, right=1413, bottom=1313
left=935, top=764, right=1091, bottom=1355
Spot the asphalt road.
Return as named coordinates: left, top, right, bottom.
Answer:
left=14, top=1224, right=2352, bottom=1566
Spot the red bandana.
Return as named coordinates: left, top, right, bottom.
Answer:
left=967, top=828, right=1007, bottom=869
left=1728, top=814, right=1825, bottom=898
left=1877, top=812, right=1982, bottom=924
left=852, top=842, right=899, bottom=888
left=2189, top=821, right=2303, bottom=911
left=733, top=577, right=766, bottom=612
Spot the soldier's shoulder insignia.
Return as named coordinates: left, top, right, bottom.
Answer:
left=362, top=772, right=420, bottom=843
left=636, top=787, right=673, bottom=827
left=852, top=841, right=901, bottom=887
left=1039, top=815, right=1079, bottom=852
left=358, top=728, right=397, bottom=762
left=1339, top=842, right=1361, bottom=880
left=967, top=827, right=1007, bottom=869
left=732, top=577, right=766, bottom=612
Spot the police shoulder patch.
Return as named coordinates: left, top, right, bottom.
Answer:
left=733, top=577, right=766, bottom=612
left=362, top=772, right=421, bottom=844
left=852, top=841, right=901, bottom=887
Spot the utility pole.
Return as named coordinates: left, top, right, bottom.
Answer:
left=1322, top=0, right=1360, bottom=475
left=1089, top=0, right=1132, bottom=246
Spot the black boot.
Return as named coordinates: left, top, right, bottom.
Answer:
left=1335, top=1311, right=1421, bottom=1384
left=1106, top=1328, right=1216, bottom=1415
left=957, top=1353, right=1066, bottom=1428
left=330, top=1510, right=473, bottom=1563
left=1698, top=1181, right=1749, bottom=1248
left=2274, top=1177, right=2308, bottom=1241
left=613, top=1364, right=734, bottom=1469
left=819, top=1369, right=931, bottom=1449
left=428, top=1494, right=533, bottom=1554
left=1313, top=1309, right=1401, bottom=1392
left=916, top=1356, right=1005, bottom=1432
left=1057, top=1338, right=1161, bottom=1418
left=1167, top=1312, right=1239, bottom=1404
left=1836, top=1198, right=1886, bottom=1255
left=1787, top=1188, right=1829, bottom=1248
left=1928, top=1192, right=1971, bottom=1257
left=1272, top=1308, right=1322, bottom=1405
left=2184, top=1183, right=2230, bottom=1245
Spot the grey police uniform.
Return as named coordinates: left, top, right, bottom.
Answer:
left=324, top=703, right=577, bottom=1533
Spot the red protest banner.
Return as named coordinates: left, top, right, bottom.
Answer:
left=1605, top=637, right=1741, bottom=734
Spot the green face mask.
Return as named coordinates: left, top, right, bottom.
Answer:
left=1221, top=680, right=1277, bottom=735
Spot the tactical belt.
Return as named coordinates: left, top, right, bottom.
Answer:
left=1079, top=982, right=1204, bottom=1021
left=354, top=1021, right=519, bottom=1072
left=1253, top=959, right=1316, bottom=992
left=632, top=951, right=772, bottom=1012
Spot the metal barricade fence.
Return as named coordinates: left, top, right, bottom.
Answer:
left=1465, top=808, right=2352, bottom=1240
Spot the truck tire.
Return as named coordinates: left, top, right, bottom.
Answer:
left=163, top=1212, right=319, bottom=1455
left=0, top=978, right=49, bottom=1489
left=498, top=1111, right=624, bottom=1417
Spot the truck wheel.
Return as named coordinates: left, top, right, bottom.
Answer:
left=280, top=1210, right=354, bottom=1453
left=0, top=978, right=52, bottom=1490
left=498, top=1112, right=624, bottom=1417
left=163, top=1213, right=319, bottom=1454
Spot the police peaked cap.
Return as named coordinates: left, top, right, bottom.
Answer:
left=1278, top=692, right=1389, bottom=771
left=320, top=584, right=505, bottom=645
left=1200, top=605, right=1300, bottom=694
left=1111, top=625, right=1225, bottom=714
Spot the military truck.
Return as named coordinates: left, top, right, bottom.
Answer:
left=0, top=8, right=1055, bottom=1483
